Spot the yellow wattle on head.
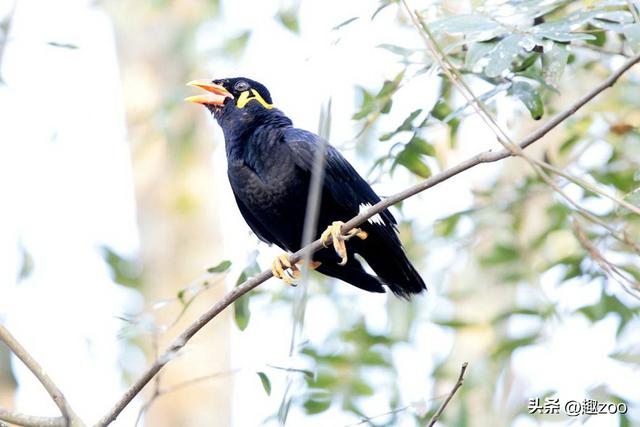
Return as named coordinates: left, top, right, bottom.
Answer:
left=237, top=89, right=274, bottom=109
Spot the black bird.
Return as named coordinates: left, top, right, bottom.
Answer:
left=186, top=77, right=426, bottom=298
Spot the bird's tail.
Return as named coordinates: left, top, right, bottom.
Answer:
left=355, top=235, right=427, bottom=299
left=316, top=260, right=386, bottom=294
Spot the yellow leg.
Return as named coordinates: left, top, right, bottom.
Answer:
left=271, top=254, right=298, bottom=285
left=320, top=221, right=368, bottom=266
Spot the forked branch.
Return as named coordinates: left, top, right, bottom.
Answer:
left=0, top=325, right=85, bottom=427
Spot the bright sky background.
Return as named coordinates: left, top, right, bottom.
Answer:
left=1, top=0, right=638, bottom=426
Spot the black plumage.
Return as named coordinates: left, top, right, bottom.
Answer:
left=187, top=77, right=426, bottom=298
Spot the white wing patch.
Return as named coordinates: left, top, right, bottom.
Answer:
left=359, top=203, right=385, bottom=226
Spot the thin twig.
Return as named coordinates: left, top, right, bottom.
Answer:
left=0, top=325, right=85, bottom=427
left=95, top=47, right=640, bottom=427
left=345, top=391, right=453, bottom=426
left=133, top=369, right=239, bottom=427
left=427, top=362, right=468, bottom=427
left=571, top=219, right=640, bottom=299
left=346, top=405, right=411, bottom=426
left=158, top=369, right=239, bottom=395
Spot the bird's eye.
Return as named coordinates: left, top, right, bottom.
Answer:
left=234, top=81, right=250, bottom=92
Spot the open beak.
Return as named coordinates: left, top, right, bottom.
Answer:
left=185, top=80, right=234, bottom=105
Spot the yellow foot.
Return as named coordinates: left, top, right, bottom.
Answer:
left=271, top=254, right=298, bottom=286
left=270, top=256, right=323, bottom=285
left=320, top=221, right=368, bottom=266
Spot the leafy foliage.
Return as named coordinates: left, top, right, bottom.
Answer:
left=233, top=251, right=261, bottom=331
left=289, top=0, right=640, bottom=424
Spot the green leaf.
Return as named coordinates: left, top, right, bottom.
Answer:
left=492, top=308, right=547, bottom=325
left=609, top=350, right=640, bottom=365
left=277, top=10, right=299, bottom=33
left=223, top=31, right=251, bottom=57
left=578, top=293, right=636, bottom=335
left=585, top=25, right=606, bottom=47
left=464, top=41, right=496, bottom=71
left=207, top=260, right=232, bottom=273
left=479, top=243, right=519, bottom=266
left=407, top=135, right=435, bottom=156
left=371, top=0, right=397, bottom=20
left=377, top=43, right=416, bottom=57
left=352, top=87, right=375, bottom=120
left=434, top=212, right=461, bottom=237
left=333, top=17, right=359, bottom=30
left=513, top=52, right=540, bottom=72
left=307, top=371, right=337, bottom=388
left=485, top=35, right=523, bottom=77
left=100, top=246, right=142, bottom=288
left=491, top=334, right=538, bottom=359
left=303, top=393, right=332, bottom=414
left=594, top=10, right=634, bottom=24
left=351, top=379, right=374, bottom=396
left=431, top=99, right=453, bottom=121
left=379, top=109, right=422, bottom=141
left=257, top=372, right=272, bottom=395
left=177, top=289, right=187, bottom=305
left=361, top=349, right=391, bottom=366
left=396, top=148, right=431, bottom=178
left=234, top=292, right=250, bottom=331
left=233, top=252, right=260, bottom=331
left=17, top=243, right=34, bottom=283
left=432, top=14, right=501, bottom=35
left=623, top=24, right=640, bottom=52
left=535, top=31, right=596, bottom=42
left=432, top=319, right=473, bottom=329
left=509, top=81, right=544, bottom=120
left=377, top=70, right=404, bottom=98
left=559, top=134, right=580, bottom=153
left=541, top=43, right=569, bottom=88
left=380, top=99, right=393, bottom=114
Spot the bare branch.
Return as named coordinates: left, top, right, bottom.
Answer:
left=96, top=47, right=640, bottom=427
left=0, top=408, right=65, bottom=427
left=427, top=362, right=468, bottom=427
left=0, top=325, right=85, bottom=427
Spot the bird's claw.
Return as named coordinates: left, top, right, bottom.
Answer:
left=271, top=254, right=298, bottom=286
left=270, top=256, right=323, bottom=286
left=320, top=221, right=368, bottom=266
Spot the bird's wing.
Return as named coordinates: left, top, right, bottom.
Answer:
left=283, top=128, right=398, bottom=230
left=232, top=191, right=282, bottom=247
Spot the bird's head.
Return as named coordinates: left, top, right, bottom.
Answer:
left=185, top=77, right=274, bottom=120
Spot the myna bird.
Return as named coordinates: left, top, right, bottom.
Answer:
left=187, top=77, right=426, bottom=298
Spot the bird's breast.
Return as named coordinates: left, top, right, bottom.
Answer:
left=228, top=158, right=307, bottom=212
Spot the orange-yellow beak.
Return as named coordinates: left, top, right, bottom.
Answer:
left=185, top=80, right=234, bottom=105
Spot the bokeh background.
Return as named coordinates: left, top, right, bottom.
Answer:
left=1, top=0, right=639, bottom=426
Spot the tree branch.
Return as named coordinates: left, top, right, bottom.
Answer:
left=0, top=325, right=85, bottom=427
left=96, top=50, right=640, bottom=426
left=0, top=408, right=65, bottom=427
left=427, top=362, right=468, bottom=427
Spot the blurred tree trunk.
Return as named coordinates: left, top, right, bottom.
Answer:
left=105, top=2, right=231, bottom=426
